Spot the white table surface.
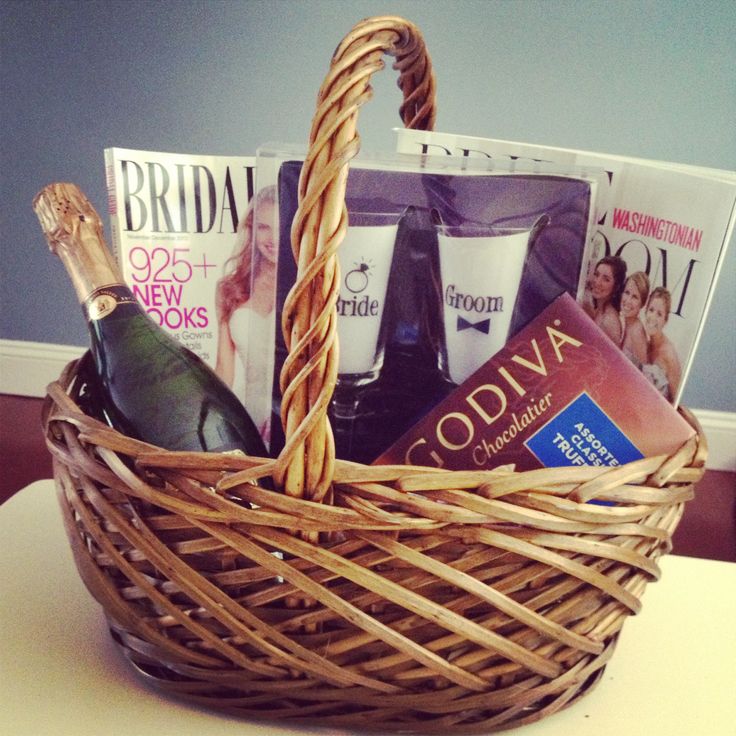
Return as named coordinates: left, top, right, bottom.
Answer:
left=2, top=480, right=735, bottom=736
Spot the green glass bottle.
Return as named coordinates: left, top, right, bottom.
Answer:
left=34, top=182, right=269, bottom=457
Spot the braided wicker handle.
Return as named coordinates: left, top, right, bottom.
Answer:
left=275, top=16, right=436, bottom=502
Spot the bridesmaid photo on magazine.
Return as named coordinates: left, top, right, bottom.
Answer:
left=584, top=256, right=682, bottom=402
left=619, top=270, right=650, bottom=368
left=643, top=286, right=682, bottom=402
left=583, top=254, right=627, bottom=345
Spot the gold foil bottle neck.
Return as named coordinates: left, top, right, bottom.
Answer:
left=33, top=182, right=106, bottom=253
left=33, top=182, right=123, bottom=303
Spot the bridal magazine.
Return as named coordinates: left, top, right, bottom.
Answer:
left=104, top=147, right=272, bottom=436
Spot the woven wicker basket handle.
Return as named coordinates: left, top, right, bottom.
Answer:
left=275, top=16, right=436, bottom=502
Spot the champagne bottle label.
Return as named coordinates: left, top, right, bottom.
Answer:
left=84, top=285, right=137, bottom=321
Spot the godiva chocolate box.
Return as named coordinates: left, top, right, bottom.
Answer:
left=374, top=293, right=695, bottom=471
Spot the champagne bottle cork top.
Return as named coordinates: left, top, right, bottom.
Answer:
left=33, top=182, right=105, bottom=253
left=33, top=182, right=123, bottom=301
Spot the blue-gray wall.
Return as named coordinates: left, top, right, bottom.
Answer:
left=2, top=0, right=734, bottom=410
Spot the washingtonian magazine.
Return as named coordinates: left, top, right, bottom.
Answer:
left=104, top=148, right=274, bottom=438
left=395, top=129, right=736, bottom=405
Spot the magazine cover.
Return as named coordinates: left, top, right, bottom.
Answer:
left=395, top=129, right=736, bottom=406
left=105, top=147, right=273, bottom=436
left=375, top=293, right=695, bottom=473
left=258, top=149, right=601, bottom=460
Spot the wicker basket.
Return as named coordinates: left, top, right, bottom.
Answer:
left=43, top=16, right=707, bottom=734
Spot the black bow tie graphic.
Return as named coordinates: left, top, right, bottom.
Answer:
left=457, top=315, right=490, bottom=334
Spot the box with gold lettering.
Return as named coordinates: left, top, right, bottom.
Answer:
left=374, top=292, right=695, bottom=471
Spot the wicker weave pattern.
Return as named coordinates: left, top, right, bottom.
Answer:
left=44, top=358, right=705, bottom=732
left=43, top=16, right=707, bottom=734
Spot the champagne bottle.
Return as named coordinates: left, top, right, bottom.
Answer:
left=34, top=182, right=269, bottom=457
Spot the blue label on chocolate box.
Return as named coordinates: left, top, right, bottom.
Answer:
left=526, top=392, right=643, bottom=469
